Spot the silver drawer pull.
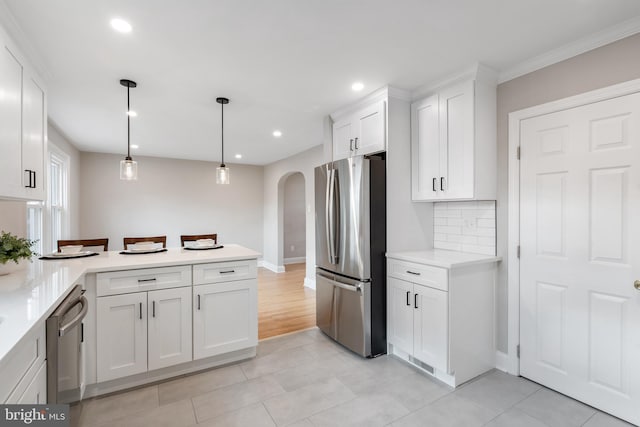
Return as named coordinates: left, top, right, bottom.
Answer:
left=138, top=278, right=157, bottom=283
left=220, top=270, right=235, bottom=274
left=406, top=270, right=421, bottom=276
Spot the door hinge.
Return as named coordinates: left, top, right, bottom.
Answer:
left=517, top=344, right=520, bottom=358
left=517, top=146, right=521, bottom=160
left=516, top=245, right=520, bottom=258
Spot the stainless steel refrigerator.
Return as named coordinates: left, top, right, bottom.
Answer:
left=315, top=155, right=386, bottom=357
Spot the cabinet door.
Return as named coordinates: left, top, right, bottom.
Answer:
left=387, top=277, right=414, bottom=355
left=355, top=100, right=386, bottom=155
left=96, top=292, right=147, bottom=382
left=16, top=362, right=46, bottom=404
left=22, top=77, right=45, bottom=200
left=332, top=117, right=354, bottom=161
left=193, top=279, right=258, bottom=359
left=148, top=287, right=192, bottom=371
left=0, top=44, right=23, bottom=198
left=411, top=94, right=440, bottom=201
left=440, top=80, right=474, bottom=199
left=413, top=284, right=448, bottom=372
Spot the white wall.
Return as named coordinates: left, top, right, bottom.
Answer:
left=263, top=145, right=324, bottom=286
left=495, top=32, right=640, bottom=353
left=79, top=152, right=264, bottom=251
left=0, top=200, right=26, bottom=236
left=283, top=172, right=306, bottom=261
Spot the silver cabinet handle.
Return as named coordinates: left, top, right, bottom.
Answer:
left=349, top=139, right=354, bottom=151
left=354, top=137, right=359, bottom=149
left=138, top=278, right=157, bottom=283
left=406, top=270, right=421, bottom=276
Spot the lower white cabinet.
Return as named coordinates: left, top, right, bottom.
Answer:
left=16, top=361, right=47, bottom=404
left=193, top=279, right=258, bottom=359
left=1, top=324, right=46, bottom=403
left=387, top=255, right=496, bottom=387
left=97, top=292, right=147, bottom=382
left=388, top=277, right=448, bottom=373
left=97, top=286, right=192, bottom=382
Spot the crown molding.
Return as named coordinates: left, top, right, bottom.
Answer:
left=498, top=15, right=640, bottom=84
left=0, top=0, right=53, bottom=82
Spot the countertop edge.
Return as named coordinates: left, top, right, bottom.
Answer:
left=386, top=250, right=502, bottom=269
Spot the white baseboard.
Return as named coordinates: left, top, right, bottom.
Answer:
left=495, top=350, right=509, bottom=373
left=284, top=256, right=306, bottom=265
left=261, top=260, right=285, bottom=273
left=304, top=277, right=316, bottom=290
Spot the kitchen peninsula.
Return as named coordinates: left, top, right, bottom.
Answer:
left=0, top=244, right=260, bottom=403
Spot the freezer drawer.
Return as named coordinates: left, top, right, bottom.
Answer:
left=316, top=270, right=371, bottom=357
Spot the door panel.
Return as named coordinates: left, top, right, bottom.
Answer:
left=333, top=118, right=353, bottom=160
left=356, top=100, right=385, bottom=155
left=148, top=287, right=192, bottom=371
left=520, top=91, right=640, bottom=425
left=387, top=277, right=414, bottom=355
left=0, top=45, right=23, bottom=198
left=96, top=292, right=147, bottom=382
left=411, top=94, right=440, bottom=200
left=413, top=284, right=448, bottom=372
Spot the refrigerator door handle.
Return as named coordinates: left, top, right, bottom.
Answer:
left=332, top=168, right=340, bottom=264
left=326, top=168, right=334, bottom=264
left=319, top=275, right=362, bottom=293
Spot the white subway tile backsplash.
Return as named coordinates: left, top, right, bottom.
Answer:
left=434, top=201, right=496, bottom=255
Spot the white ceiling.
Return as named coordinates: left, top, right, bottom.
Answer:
left=3, top=0, right=640, bottom=165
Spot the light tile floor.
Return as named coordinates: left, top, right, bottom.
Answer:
left=74, top=328, right=635, bottom=427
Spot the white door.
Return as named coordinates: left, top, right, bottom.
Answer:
left=355, top=100, right=386, bottom=156
left=332, top=117, right=353, bottom=161
left=193, top=279, right=258, bottom=360
left=148, top=287, right=192, bottom=371
left=96, top=292, right=147, bottom=382
left=0, top=44, right=23, bottom=199
left=413, top=283, right=448, bottom=373
left=440, top=80, right=474, bottom=199
left=387, top=277, right=414, bottom=355
left=411, top=94, right=440, bottom=201
left=520, top=92, right=640, bottom=425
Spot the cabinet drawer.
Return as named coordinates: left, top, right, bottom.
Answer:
left=0, top=325, right=45, bottom=403
left=97, top=265, right=192, bottom=297
left=387, top=259, right=448, bottom=291
left=193, top=260, right=257, bottom=285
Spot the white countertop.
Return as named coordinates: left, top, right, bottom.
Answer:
left=0, top=244, right=260, bottom=364
left=386, top=249, right=501, bottom=268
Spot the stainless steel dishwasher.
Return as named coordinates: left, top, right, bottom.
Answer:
left=46, top=284, right=88, bottom=404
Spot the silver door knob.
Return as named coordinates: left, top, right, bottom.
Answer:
left=635, top=280, right=640, bottom=290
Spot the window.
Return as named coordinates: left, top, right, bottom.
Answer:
left=48, top=148, right=69, bottom=253
left=26, top=201, right=43, bottom=255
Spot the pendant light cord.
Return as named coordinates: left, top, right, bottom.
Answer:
left=126, top=85, right=131, bottom=159
left=220, top=102, right=225, bottom=167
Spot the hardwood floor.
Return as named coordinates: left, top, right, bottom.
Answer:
left=257, top=263, right=316, bottom=339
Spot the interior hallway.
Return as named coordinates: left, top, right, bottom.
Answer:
left=258, top=263, right=316, bottom=339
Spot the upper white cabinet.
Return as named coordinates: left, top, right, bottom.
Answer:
left=332, top=98, right=386, bottom=160
left=411, top=66, right=496, bottom=201
left=0, top=31, right=46, bottom=201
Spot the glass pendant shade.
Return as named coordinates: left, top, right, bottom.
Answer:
left=216, top=165, right=230, bottom=185
left=120, top=158, right=138, bottom=180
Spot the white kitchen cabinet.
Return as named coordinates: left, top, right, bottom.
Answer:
left=0, top=33, right=46, bottom=201
left=147, top=287, right=192, bottom=371
left=331, top=99, right=386, bottom=160
left=193, top=279, right=258, bottom=359
left=387, top=252, right=497, bottom=387
left=1, top=324, right=46, bottom=403
left=411, top=66, right=496, bottom=201
left=0, top=44, right=24, bottom=199
left=96, top=292, right=147, bottom=382
left=16, top=361, right=47, bottom=404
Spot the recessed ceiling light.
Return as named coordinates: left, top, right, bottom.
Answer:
left=110, top=18, right=132, bottom=33
left=127, top=110, right=137, bottom=117
left=351, top=82, right=364, bottom=92
left=235, top=154, right=242, bottom=159
left=272, top=130, right=282, bottom=137
left=130, top=144, right=139, bottom=149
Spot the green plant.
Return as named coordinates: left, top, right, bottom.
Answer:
left=0, top=231, right=38, bottom=265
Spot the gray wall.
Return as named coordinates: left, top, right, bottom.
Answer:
left=79, top=152, right=264, bottom=251
left=283, top=172, right=306, bottom=260
left=495, top=32, right=640, bottom=352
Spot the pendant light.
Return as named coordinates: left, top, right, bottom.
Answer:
left=216, top=97, right=230, bottom=185
left=119, top=79, right=138, bottom=181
